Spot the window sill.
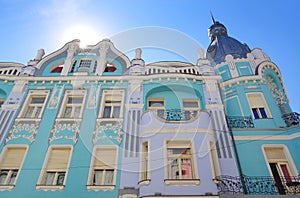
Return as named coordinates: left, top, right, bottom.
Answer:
left=138, top=179, right=151, bottom=187
left=164, top=179, right=200, bottom=186
left=36, top=185, right=65, bottom=191
left=0, top=185, right=15, bottom=191
left=86, top=185, right=115, bottom=191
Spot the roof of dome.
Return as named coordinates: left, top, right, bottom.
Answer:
left=206, top=20, right=250, bottom=64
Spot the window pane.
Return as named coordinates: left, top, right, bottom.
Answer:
left=56, top=172, right=65, bottom=185
left=74, top=107, right=81, bottom=118
left=0, top=170, right=8, bottom=184
left=112, top=106, right=120, bottom=118
left=259, top=108, right=268, bottom=118
left=45, top=172, right=55, bottom=185
left=105, top=170, right=114, bottom=185
left=149, top=101, right=164, bottom=107
left=103, top=106, right=112, bottom=118
left=93, top=170, right=103, bottom=185
left=25, top=107, right=34, bottom=118
left=168, top=159, right=179, bottom=179
left=63, top=107, right=72, bottom=118
left=8, top=170, right=18, bottom=185
left=31, top=97, right=45, bottom=104
left=181, top=159, right=193, bottom=179
left=280, top=164, right=291, bottom=182
left=183, top=101, right=198, bottom=108
left=34, top=107, right=42, bottom=118
left=252, top=108, right=260, bottom=119
left=68, top=97, right=83, bottom=104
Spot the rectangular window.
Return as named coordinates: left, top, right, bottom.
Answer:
left=141, top=141, right=149, bottom=181
left=40, top=147, right=71, bottom=186
left=264, top=147, right=295, bottom=194
left=166, top=141, right=194, bottom=180
left=247, top=93, right=270, bottom=119
left=183, top=99, right=199, bottom=120
left=23, top=96, right=46, bottom=118
left=78, top=59, right=92, bottom=68
left=100, top=91, right=124, bottom=119
left=0, top=147, right=27, bottom=186
left=62, top=96, right=84, bottom=118
left=87, top=147, right=117, bottom=190
left=148, top=98, right=165, bottom=118
left=0, top=98, right=4, bottom=108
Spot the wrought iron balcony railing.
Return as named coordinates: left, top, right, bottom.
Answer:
left=227, top=116, right=254, bottom=128
left=282, top=112, right=300, bottom=127
left=214, top=175, right=300, bottom=195
left=155, top=109, right=198, bottom=121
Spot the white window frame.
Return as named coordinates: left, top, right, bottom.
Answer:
left=36, top=145, right=73, bottom=191
left=58, top=90, right=86, bottom=119
left=182, top=98, right=199, bottom=120
left=208, top=140, right=221, bottom=179
left=18, top=90, right=50, bottom=119
left=262, top=144, right=299, bottom=193
left=78, top=58, right=92, bottom=68
left=0, top=145, right=28, bottom=191
left=139, top=140, right=150, bottom=186
left=246, top=92, right=271, bottom=119
left=148, top=98, right=165, bottom=119
left=86, top=146, right=118, bottom=191
left=99, top=89, right=125, bottom=119
left=164, top=139, right=200, bottom=186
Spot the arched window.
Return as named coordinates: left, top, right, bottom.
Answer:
left=104, top=62, right=117, bottom=72
left=50, top=60, right=65, bottom=73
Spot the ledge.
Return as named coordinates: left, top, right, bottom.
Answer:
left=164, top=179, right=200, bottom=186
left=36, top=185, right=65, bottom=191
left=0, top=185, right=14, bottom=191
left=138, top=179, right=151, bottom=187
left=86, top=185, right=115, bottom=191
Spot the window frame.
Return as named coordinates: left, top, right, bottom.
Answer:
left=78, top=58, right=92, bottom=69
left=99, top=89, right=125, bottom=119
left=164, top=139, right=200, bottom=186
left=139, top=141, right=150, bottom=186
left=86, top=146, right=118, bottom=191
left=246, top=92, right=271, bottom=119
left=18, top=90, right=50, bottom=119
left=148, top=98, right=165, bottom=119
left=0, top=145, right=28, bottom=190
left=36, top=145, right=73, bottom=191
left=57, top=90, right=86, bottom=119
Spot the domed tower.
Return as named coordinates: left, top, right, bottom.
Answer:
left=206, top=16, right=250, bottom=65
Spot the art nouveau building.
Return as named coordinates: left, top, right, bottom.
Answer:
left=0, top=19, right=299, bottom=198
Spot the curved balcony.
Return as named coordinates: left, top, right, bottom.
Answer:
left=141, top=109, right=211, bottom=134
left=282, top=112, right=300, bottom=127
left=214, top=175, right=300, bottom=195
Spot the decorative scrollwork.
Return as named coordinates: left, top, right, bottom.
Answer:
left=282, top=112, right=300, bottom=127
left=6, top=120, right=40, bottom=143
left=157, top=109, right=198, bottom=121
left=227, top=116, right=254, bottom=128
left=49, top=119, right=81, bottom=144
left=93, top=120, right=124, bottom=144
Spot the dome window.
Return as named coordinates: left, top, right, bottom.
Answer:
left=104, top=62, right=117, bottom=72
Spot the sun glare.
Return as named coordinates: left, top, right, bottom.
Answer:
left=61, top=25, right=102, bottom=47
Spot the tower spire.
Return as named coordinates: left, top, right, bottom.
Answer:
left=210, top=11, right=216, bottom=24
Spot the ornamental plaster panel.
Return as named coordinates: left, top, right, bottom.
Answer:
left=47, top=84, right=64, bottom=109
left=6, top=120, right=40, bottom=143
left=93, top=120, right=124, bottom=144
left=48, top=119, right=81, bottom=143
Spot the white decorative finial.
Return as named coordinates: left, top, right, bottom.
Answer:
left=135, top=48, right=142, bottom=59
left=34, top=49, right=45, bottom=61
left=198, top=48, right=205, bottom=59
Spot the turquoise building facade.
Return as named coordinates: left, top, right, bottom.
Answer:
left=0, top=18, right=299, bottom=198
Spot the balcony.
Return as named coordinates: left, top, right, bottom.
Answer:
left=282, top=112, right=300, bottom=127
left=214, top=175, right=300, bottom=195
left=155, top=109, right=199, bottom=121
left=227, top=116, right=254, bottom=128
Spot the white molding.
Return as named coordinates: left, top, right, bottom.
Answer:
left=234, top=132, right=300, bottom=140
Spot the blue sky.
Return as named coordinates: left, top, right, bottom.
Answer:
left=0, top=0, right=299, bottom=112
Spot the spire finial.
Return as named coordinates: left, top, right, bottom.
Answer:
left=210, top=11, right=216, bottom=24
